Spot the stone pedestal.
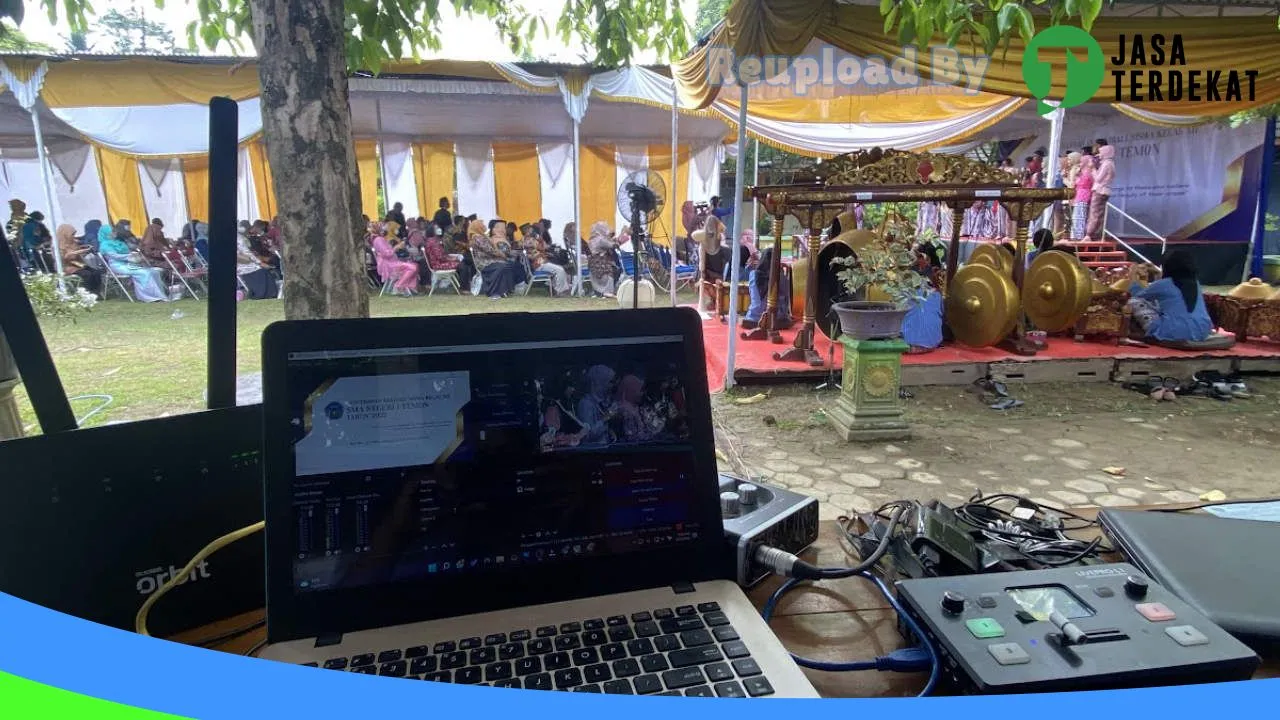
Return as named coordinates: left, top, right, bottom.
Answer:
left=826, top=336, right=911, bottom=442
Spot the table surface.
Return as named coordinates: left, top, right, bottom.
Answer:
left=178, top=505, right=1277, bottom=697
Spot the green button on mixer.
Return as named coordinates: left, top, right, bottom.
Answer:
left=966, top=618, right=1006, bottom=639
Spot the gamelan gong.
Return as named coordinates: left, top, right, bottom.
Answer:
left=944, top=262, right=1020, bottom=347
left=791, top=228, right=878, bottom=339
left=968, top=243, right=1014, bottom=276
left=1021, top=249, right=1093, bottom=332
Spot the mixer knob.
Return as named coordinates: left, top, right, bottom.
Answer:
left=720, top=492, right=741, bottom=517
left=941, top=590, right=967, bottom=615
left=718, top=475, right=738, bottom=494
left=1124, top=575, right=1149, bottom=598
left=738, top=484, right=759, bottom=507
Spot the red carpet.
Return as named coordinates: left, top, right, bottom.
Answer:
left=698, top=312, right=1280, bottom=392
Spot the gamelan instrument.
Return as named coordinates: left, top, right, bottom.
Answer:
left=945, top=248, right=1093, bottom=347
left=789, top=227, right=878, bottom=339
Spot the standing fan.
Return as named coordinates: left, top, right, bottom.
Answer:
left=616, top=171, right=670, bottom=305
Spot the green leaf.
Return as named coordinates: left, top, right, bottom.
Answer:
left=946, top=21, right=965, bottom=46
left=1080, top=0, right=1103, bottom=30
left=1011, top=4, right=1036, bottom=40
left=1065, top=0, right=1080, bottom=15
left=883, top=5, right=899, bottom=34
left=916, top=13, right=934, bottom=45
left=879, top=0, right=893, bottom=14
left=996, top=3, right=1017, bottom=34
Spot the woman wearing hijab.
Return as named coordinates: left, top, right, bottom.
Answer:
left=1072, top=154, right=1095, bottom=240
left=470, top=219, right=524, bottom=299
left=1087, top=143, right=1116, bottom=241
left=56, top=224, right=103, bottom=298
left=371, top=221, right=420, bottom=296
left=576, top=364, right=617, bottom=446
left=235, top=224, right=280, bottom=299
left=193, top=222, right=210, bottom=260
left=522, top=225, right=572, bottom=297
left=81, top=220, right=103, bottom=251
left=586, top=221, right=620, bottom=298
left=1127, top=251, right=1212, bottom=344
left=139, top=219, right=170, bottom=265
left=99, top=224, right=169, bottom=302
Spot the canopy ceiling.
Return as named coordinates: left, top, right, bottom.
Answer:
left=675, top=1, right=1280, bottom=117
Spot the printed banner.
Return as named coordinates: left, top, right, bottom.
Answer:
left=1026, top=115, right=1266, bottom=242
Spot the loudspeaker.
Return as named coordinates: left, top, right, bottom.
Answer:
left=0, top=404, right=265, bottom=637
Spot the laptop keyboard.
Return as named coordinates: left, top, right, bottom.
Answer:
left=305, top=602, right=775, bottom=697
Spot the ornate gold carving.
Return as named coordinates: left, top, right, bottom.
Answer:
left=820, top=148, right=1020, bottom=188
left=861, top=364, right=898, bottom=398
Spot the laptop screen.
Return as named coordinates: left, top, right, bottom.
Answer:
left=283, top=334, right=705, bottom=597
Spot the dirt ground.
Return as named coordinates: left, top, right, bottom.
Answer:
left=710, top=376, right=1280, bottom=521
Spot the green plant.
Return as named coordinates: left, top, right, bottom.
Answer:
left=1265, top=212, right=1279, bottom=233
left=830, top=235, right=930, bottom=309
left=21, top=273, right=97, bottom=322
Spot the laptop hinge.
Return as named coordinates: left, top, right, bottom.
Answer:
left=314, top=633, right=343, bottom=649
left=671, top=581, right=696, bottom=594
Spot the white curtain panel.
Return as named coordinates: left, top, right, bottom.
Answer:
left=381, top=141, right=419, bottom=219
left=237, top=146, right=260, bottom=223
left=49, top=98, right=265, bottom=157
left=0, top=157, right=59, bottom=222
left=49, top=143, right=92, bottom=190
left=52, top=152, right=109, bottom=232
left=709, top=97, right=1026, bottom=156
left=688, top=143, right=721, bottom=204
left=140, top=158, right=190, bottom=230
left=614, top=145, right=648, bottom=231
left=537, top=142, right=575, bottom=237
left=455, top=142, right=497, bottom=221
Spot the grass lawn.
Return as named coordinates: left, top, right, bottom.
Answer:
left=15, top=290, right=697, bottom=434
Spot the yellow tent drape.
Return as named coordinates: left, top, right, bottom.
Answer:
left=247, top=142, right=277, bottom=220
left=355, top=140, right=381, bottom=221
left=40, top=59, right=261, bottom=108
left=492, top=143, right=542, bottom=225
left=676, top=1, right=1280, bottom=118
left=181, top=157, right=210, bottom=222
left=94, top=147, right=149, bottom=227
left=414, top=142, right=456, bottom=219
left=645, top=144, right=690, bottom=247
left=579, top=145, right=617, bottom=232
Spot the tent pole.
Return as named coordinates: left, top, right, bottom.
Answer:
left=670, top=81, right=680, bottom=308
left=751, top=139, right=759, bottom=237
left=29, top=107, right=65, bottom=287
left=572, top=119, right=583, bottom=296
left=724, top=86, right=749, bottom=390
left=1042, top=105, right=1064, bottom=230
left=1246, top=116, right=1276, bottom=281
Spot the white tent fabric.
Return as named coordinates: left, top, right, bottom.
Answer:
left=49, top=142, right=91, bottom=189
left=455, top=141, right=497, bottom=221
left=139, top=158, right=189, bottom=231
left=53, top=155, right=108, bottom=232
left=48, top=98, right=265, bottom=157
left=0, top=156, right=56, bottom=218
left=0, top=60, right=49, bottom=110
left=615, top=145, right=648, bottom=230
left=381, top=141, right=419, bottom=218
left=537, top=142, right=574, bottom=234
left=237, top=146, right=260, bottom=224
left=689, top=143, right=721, bottom=204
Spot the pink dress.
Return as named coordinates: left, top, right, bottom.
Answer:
left=372, top=235, right=419, bottom=292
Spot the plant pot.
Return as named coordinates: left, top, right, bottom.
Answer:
left=832, top=301, right=908, bottom=340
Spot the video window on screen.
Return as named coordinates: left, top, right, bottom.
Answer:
left=534, top=358, right=691, bottom=454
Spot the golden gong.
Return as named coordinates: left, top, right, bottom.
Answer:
left=793, top=229, right=879, bottom=338
left=968, top=244, right=1014, bottom=276
left=1022, top=250, right=1093, bottom=332
left=945, top=262, right=1020, bottom=347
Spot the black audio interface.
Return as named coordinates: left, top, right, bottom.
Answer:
left=719, top=475, right=820, bottom=587
left=894, top=563, right=1259, bottom=694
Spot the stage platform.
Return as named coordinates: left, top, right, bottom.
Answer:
left=700, top=314, right=1280, bottom=391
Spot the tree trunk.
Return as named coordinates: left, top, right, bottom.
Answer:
left=250, top=0, right=369, bottom=320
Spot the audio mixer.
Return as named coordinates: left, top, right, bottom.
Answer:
left=719, top=475, right=820, bottom=587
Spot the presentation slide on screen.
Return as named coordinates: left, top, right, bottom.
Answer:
left=295, top=371, right=471, bottom=476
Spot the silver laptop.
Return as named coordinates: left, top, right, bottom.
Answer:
left=257, top=308, right=817, bottom=698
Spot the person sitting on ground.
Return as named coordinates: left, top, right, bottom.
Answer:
left=371, top=221, right=420, bottom=296
left=57, top=223, right=103, bottom=298
left=1127, top=250, right=1213, bottom=344
left=99, top=223, right=169, bottom=302
left=470, top=219, right=525, bottom=299
left=902, top=244, right=945, bottom=354
left=522, top=224, right=571, bottom=297
left=432, top=197, right=453, bottom=233
left=1025, top=228, right=1055, bottom=268
left=587, top=221, right=620, bottom=298
left=139, top=218, right=170, bottom=265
